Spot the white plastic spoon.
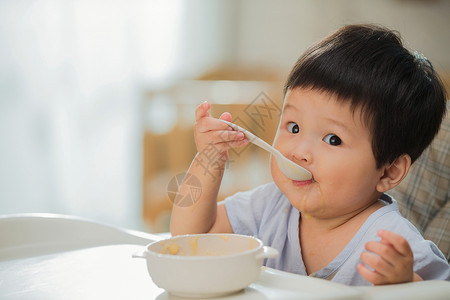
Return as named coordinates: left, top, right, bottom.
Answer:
left=220, top=120, right=312, bottom=181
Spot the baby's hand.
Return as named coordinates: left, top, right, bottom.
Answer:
left=194, top=101, right=248, bottom=162
left=357, top=230, right=420, bottom=285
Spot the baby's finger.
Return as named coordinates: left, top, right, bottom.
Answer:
left=378, top=230, right=413, bottom=257
left=357, top=263, right=386, bottom=285
left=201, top=133, right=247, bottom=154
left=364, top=241, right=398, bottom=267
left=219, top=112, right=232, bottom=122
left=360, top=250, right=393, bottom=277
left=195, top=117, right=234, bottom=134
left=214, top=130, right=245, bottom=144
left=212, top=137, right=248, bottom=152
left=195, top=101, right=211, bottom=121
left=197, top=128, right=245, bottom=146
left=226, top=136, right=249, bottom=148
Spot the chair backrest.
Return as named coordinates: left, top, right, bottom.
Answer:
left=390, top=102, right=449, bottom=261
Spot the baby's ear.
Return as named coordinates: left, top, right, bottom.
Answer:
left=376, top=154, right=411, bottom=193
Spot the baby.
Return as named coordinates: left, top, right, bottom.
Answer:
left=170, top=24, right=450, bottom=285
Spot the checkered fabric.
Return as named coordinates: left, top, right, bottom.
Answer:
left=390, top=101, right=449, bottom=262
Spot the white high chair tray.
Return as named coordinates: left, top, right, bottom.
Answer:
left=0, top=244, right=362, bottom=300
left=0, top=214, right=448, bottom=300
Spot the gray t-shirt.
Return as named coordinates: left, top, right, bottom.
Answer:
left=224, top=182, right=450, bottom=286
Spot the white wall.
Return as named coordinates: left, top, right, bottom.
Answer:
left=234, top=0, right=450, bottom=73
left=0, top=0, right=236, bottom=231
left=0, top=0, right=144, bottom=229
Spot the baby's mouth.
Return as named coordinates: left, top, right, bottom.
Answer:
left=292, top=178, right=314, bottom=186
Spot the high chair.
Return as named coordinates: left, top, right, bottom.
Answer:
left=0, top=213, right=449, bottom=299
left=390, top=102, right=449, bottom=261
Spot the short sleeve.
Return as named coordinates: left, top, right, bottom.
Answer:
left=412, top=239, right=450, bottom=280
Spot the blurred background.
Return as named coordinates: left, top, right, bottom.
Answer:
left=1, top=0, right=449, bottom=233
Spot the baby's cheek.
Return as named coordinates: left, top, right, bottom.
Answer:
left=269, top=154, right=277, bottom=179
left=269, top=154, right=286, bottom=183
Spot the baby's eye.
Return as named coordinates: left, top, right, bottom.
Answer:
left=323, top=134, right=342, bottom=146
left=287, top=122, right=299, bottom=134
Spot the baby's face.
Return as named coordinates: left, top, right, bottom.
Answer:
left=271, top=87, right=384, bottom=219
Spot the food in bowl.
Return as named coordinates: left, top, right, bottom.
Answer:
left=133, top=233, right=278, bottom=298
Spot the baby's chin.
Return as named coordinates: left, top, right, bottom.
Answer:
left=288, top=187, right=328, bottom=216
left=295, top=206, right=330, bottom=220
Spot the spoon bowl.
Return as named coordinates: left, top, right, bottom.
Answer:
left=220, top=120, right=312, bottom=181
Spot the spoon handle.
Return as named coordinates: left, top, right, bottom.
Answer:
left=220, top=120, right=279, bottom=155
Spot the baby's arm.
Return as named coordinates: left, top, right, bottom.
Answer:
left=170, top=101, right=248, bottom=236
left=357, top=230, right=422, bottom=285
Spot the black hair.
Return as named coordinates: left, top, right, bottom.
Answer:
left=284, top=24, right=447, bottom=168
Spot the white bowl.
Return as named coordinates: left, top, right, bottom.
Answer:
left=133, top=233, right=278, bottom=298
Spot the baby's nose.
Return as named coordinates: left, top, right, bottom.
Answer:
left=291, top=144, right=313, bottom=164
left=302, top=153, right=313, bottom=162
